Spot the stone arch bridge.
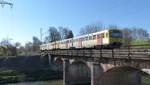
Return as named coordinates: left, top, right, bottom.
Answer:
left=41, top=47, right=150, bottom=85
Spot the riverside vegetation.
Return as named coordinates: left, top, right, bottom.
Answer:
left=0, top=69, right=62, bottom=84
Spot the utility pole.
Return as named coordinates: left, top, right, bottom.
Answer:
left=40, top=28, right=43, bottom=44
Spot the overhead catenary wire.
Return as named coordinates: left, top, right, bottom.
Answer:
left=0, top=0, right=13, bottom=8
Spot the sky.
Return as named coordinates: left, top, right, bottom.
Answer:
left=0, top=0, right=150, bottom=45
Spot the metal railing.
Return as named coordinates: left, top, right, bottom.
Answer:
left=41, top=45, right=150, bottom=60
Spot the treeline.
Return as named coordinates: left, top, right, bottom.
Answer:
left=0, top=26, right=74, bottom=56
left=79, top=23, right=149, bottom=45
left=122, top=28, right=149, bottom=45
left=0, top=23, right=149, bottom=56
left=44, top=26, right=74, bottom=43
left=0, top=36, right=42, bottom=56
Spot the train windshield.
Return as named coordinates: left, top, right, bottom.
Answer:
left=110, top=31, right=122, bottom=38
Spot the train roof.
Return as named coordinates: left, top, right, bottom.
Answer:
left=74, top=29, right=110, bottom=39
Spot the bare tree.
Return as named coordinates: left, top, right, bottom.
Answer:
left=59, top=27, right=74, bottom=39
left=32, top=36, right=41, bottom=52
left=107, top=25, right=119, bottom=29
left=25, top=42, right=33, bottom=55
left=15, top=42, right=21, bottom=48
left=122, top=27, right=149, bottom=45
left=131, top=28, right=149, bottom=40
left=66, top=30, right=74, bottom=39
left=44, top=27, right=61, bottom=43
left=79, top=22, right=103, bottom=35
left=122, top=28, right=133, bottom=45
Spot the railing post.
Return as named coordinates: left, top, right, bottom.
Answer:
left=128, top=45, right=131, bottom=59
left=90, top=49, right=93, bottom=58
left=83, top=49, right=85, bottom=57
left=100, top=48, right=102, bottom=58
left=112, top=48, right=116, bottom=66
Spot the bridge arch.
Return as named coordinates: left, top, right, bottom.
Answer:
left=70, top=60, right=91, bottom=79
left=54, top=57, right=63, bottom=64
left=99, top=66, right=141, bottom=85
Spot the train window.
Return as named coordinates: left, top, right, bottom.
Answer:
left=76, top=39, right=78, bottom=41
left=93, top=35, right=96, bottom=39
left=89, top=36, right=92, bottom=40
left=85, top=37, right=88, bottom=40
left=101, top=33, right=104, bottom=38
left=110, top=31, right=122, bottom=38
left=106, top=33, right=108, bottom=38
left=82, top=38, right=84, bottom=41
left=97, top=34, right=101, bottom=38
left=73, top=39, right=75, bottom=42
left=79, top=38, right=81, bottom=41
left=80, top=38, right=83, bottom=41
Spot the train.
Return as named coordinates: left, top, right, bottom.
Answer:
left=40, top=29, right=123, bottom=50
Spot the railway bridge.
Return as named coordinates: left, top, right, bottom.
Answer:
left=41, top=45, right=150, bottom=85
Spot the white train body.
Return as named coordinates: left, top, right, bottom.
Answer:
left=40, top=29, right=123, bottom=50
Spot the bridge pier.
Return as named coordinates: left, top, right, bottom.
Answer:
left=91, top=62, right=103, bottom=85
left=63, top=59, right=70, bottom=85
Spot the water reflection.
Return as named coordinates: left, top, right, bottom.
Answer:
left=5, top=80, right=63, bottom=85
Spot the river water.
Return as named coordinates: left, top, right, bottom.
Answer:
left=5, top=80, right=63, bottom=85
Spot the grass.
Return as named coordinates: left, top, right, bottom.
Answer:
left=142, top=75, right=150, bottom=85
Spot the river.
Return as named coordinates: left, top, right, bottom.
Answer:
left=5, top=80, right=63, bottom=85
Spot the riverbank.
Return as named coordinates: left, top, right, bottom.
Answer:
left=0, top=55, right=63, bottom=84
left=0, top=69, right=62, bottom=84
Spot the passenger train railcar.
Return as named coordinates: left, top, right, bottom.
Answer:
left=40, top=29, right=123, bottom=50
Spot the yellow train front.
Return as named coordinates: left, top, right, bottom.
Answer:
left=103, top=29, right=123, bottom=48
left=85, top=29, right=123, bottom=48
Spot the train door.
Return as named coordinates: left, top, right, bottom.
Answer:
left=52, top=43, right=55, bottom=49
left=57, top=42, right=59, bottom=49
left=65, top=40, right=69, bottom=48
left=96, top=34, right=103, bottom=45
left=78, top=38, right=82, bottom=48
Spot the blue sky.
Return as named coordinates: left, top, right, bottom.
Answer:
left=0, top=0, right=150, bottom=45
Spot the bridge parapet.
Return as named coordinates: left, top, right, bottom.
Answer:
left=41, top=48, right=150, bottom=69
